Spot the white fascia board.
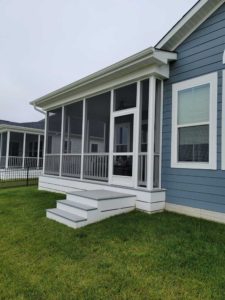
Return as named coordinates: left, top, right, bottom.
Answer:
left=41, top=64, right=171, bottom=111
left=156, top=0, right=224, bottom=51
left=30, top=49, right=177, bottom=109
left=0, top=125, right=43, bottom=135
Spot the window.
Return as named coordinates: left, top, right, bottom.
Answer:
left=171, top=73, right=217, bottom=169
left=91, top=143, right=98, bottom=153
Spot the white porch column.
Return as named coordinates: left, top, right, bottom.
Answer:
left=22, top=132, right=26, bottom=169
left=59, top=106, right=65, bottom=177
left=133, top=81, right=141, bottom=188
left=37, top=134, right=40, bottom=169
left=80, top=99, right=86, bottom=180
left=108, top=90, right=114, bottom=183
left=6, top=131, right=10, bottom=169
left=43, top=113, right=48, bottom=174
left=147, top=76, right=156, bottom=190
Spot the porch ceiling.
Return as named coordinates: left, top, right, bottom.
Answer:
left=30, top=48, right=177, bottom=110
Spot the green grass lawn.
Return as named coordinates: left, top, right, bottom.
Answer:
left=1, top=187, right=225, bottom=299
left=0, top=178, right=38, bottom=189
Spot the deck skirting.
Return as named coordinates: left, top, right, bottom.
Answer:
left=39, top=175, right=166, bottom=214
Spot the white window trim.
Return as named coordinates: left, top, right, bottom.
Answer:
left=171, top=72, right=217, bottom=170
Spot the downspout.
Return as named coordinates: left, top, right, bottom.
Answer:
left=33, top=104, right=46, bottom=115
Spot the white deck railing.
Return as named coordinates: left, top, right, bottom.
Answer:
left=0, top=156, right=43, bottom=169
left=138, top=153, right=147, bottom=187
left=83, top=153, right=109, bottom=181
left=45, top=154, right=60, bottom=175
left=24, top=157, right=38, bottom=168
left=8, top=156, right=23, bottom=168
left=61, top=154, right=81, bottom=178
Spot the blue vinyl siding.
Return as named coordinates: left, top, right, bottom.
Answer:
left=162, top=3, right=225, bottom=213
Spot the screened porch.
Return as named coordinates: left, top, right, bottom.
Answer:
left=0, top=131, right=44, bottom=169
left=44, top=76, right=162, bottom=190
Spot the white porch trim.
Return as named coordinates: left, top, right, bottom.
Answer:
left=22, top=132, right=26, bottom=168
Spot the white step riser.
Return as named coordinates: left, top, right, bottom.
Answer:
left=136, top=200, right=165, bottom=213
left=47, top=211, right=87, bottom=229
left=99, top=207, right=134, bottom=219
left=47, top=207, right=135, bottom=229
left=57, top=202, right=96, bottom=219
left=98, top=196, right=136, bottom=211
left=67, top=194, right=136, bottom=211
left=66, top=194, right=99, bottom=207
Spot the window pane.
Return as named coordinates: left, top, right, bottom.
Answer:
left=178, top=84, right=210, bottom=125
left=114, top=83, right=137, bottom=111
left=113, top=156, right=132, bottom=176
left=114, top=114, right=133, bottom=152
left=178, top=125, right=209, bottom=162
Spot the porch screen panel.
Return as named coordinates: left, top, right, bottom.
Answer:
left=114, top=83, right=137, bottom=111
left=62, top=101, right=83, bottom=178
left=39, top=135, right=44, bottom=168
left=84, top=92, right=110, bottom=181
left=0, top=132, right=7, bottom=168
left=8, top=132, right=24, bottom=168
left=138, top=79, right=149, bottom=187
left=25, top=134, right=38, bottom=168
left=45, top=108, right=62, bottom=176
left=153, top=79, right=162, bottom=188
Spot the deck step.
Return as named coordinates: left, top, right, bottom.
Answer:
left=68, top=189, right=135, bottom=200
left=57, top=200, right=97, bottom=211
left=47, top=208, right=87, bottom=223
left=47, top=189, right=136, bottom=229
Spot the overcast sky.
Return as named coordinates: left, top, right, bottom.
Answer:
left=0, top=0, right=197, bottom=122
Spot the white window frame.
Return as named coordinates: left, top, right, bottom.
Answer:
left=171, top=72, right=217, bottom=170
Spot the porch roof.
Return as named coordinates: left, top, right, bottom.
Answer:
left=0, top=124, right=44, bottom=135
left=156, top=0, right=225, bottom=51
left=30, top=47, right=177, bottom=110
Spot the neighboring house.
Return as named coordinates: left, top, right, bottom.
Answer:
left=31, top=0, right=225, bottom=227
left=0, top=119, right=44, bottom=169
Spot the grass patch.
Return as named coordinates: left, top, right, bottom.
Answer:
left=1, top=187, right=225, bottom=299
left=0, top=178, right=38, bottom=189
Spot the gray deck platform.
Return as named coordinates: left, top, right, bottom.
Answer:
left=68, top=189, right=135, bottom=200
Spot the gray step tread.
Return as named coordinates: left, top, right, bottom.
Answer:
left=47, top=208, right=87, bottom=223
left=57, top=200, right=97, bottom=211
left=68, top=189, right=135, bottom=200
